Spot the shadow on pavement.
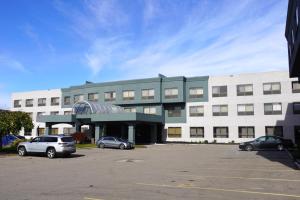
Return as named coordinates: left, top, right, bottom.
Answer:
left=256, top=150, right=297, bottom=169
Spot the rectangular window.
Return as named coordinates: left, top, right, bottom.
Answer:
left=64, top=96, right=71, bottom=105
left=212, top=105, right=228, bottom=116
left=74, top=95, right=84, bottom=103
left=213, top=127, right=229, bottom=138
left=88, top=93, right=98, bottom=101
left=143, top=107, right=156, bottom=114
left=212, top=86, right=227, bottom=97
left=38, top=98, right=46, bottom=106
left=50, top=128, right=59, bottom=135
left=14, top=100, right=21, bottom=108
left=237, top=104, right=254, bottom=115
left=104, top=91, right=116, bottom=101
left=264, top=103, right=282, bottom=115
left=292, top=81, right=300, bottom=93
left=124, top=107, right=136, bottom=113
left=263, top=82, right=281, bottom=94
left=63, top=127, right=75, bottom=135
left=189, top=87, right=204, bottom=98
left=38, top=128, right=45, bottom=136
left=123, top=90, right=135, bottom=100
left=293, top=102, right=300, bottom=114
left=51, top=97, right=60, bottom=106
left=265, top=126, right=283, bottom=137
left=189, top=106, right=204, bottom=117
left=24, top=129, right=32, bottom=136
left=238, top=126, right=255, bottom=138
left=50, top=111, right=59, bottom=115
left=165, top=88, right=178, bottom=99
left=237, top=84, right=253, bottom=96
left=142, top=89, right=155, bottom=100
left=167, top=106, right=181, bottom=117
left=25, top=99, right=33, bottom=107
left=190, top=127, right=204, bottom=138
left=64, top=111, right=72, bottom=115
left=168, top=127, right=181, bottom=138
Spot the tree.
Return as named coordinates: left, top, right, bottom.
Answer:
left=0, top=111, right=33, bottom=149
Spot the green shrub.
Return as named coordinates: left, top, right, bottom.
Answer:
left=212, top=139, right=217, bottom=144
left=204, top=140, right=208, bottom=144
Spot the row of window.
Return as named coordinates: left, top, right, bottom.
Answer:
left=168, top=126, right=283, bottom=138
left=14, top=97, right=60, bottom=108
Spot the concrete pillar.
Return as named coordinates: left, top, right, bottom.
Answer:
left=45, top=123, right=52, bottom=135
left=151, top=124, right=157, bottom=144
left=95, top=123, right=103, bottom=142
left=102, top=124, right=106, bottom=136
left=75, top=122, right=81, bottom=132
left=128, top=124, right=135, bottom=144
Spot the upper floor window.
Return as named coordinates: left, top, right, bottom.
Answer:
left=213, top=127, right=228, bottom=138
left=74, top=95, right=84, bottom=103
left=143, top=107, right=156, bottom=114
left=237, top=84, right=253, bottom=96
left=38, top=98, right=46, bottom=106
left=51, top=97, right=60, bottom=106
left=293, top=102, right=300, bottom=114
left=265, top=126, right=283, bottom=137
left=123, top=90, right=135, bottom=100
left=292, top=81, right=300, bottom=93
left=165, top=88, right=178, bottom=99
left=238, top=126, right=255, bottom=138
left=263, top=82, right=281, bottom=95
left=142, top=89, right=155, bottom=100
left=25, top=99, right=33, bottom=107
left=237, top=104, right=254, bottom=115
left=64, top=111, right=72, bottom=115
left=167, top=106, right=181, bottom=117
left=124, top=107, right=136, bottom=113
left=190, top=127, right=204, bottom=138
left=104, top=91, right=116, bottom=101
left=88, top=93, right=98, bottom=102
left=50, top=111, right=59, bottom=115
left=36, top=112, right=45, bottom=120
left=264, top=103, right=282, bottom=115
left=189, top=87, right=203, bottom=98
left=64, top=96, right=71, bottom=105
left=14, top=100, right=21, bottom=108
left=189, top=106, right=204, bottom=117
left=212, top=105, right=228, bottom=116
left=212, top=86, right=227, bottom=97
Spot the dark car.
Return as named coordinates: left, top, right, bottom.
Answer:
left=239, top=136, right=294, bottom=151
left=96, top=136, right=134, bottom=150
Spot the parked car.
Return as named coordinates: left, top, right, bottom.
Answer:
left=239, top=136, right=294, bottom=151
left=96, top=136, right=134, bottom=150
left=17, top=135, right=76, bottom=159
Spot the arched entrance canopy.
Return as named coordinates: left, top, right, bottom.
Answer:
left=72, top=101, right=125, bottom=115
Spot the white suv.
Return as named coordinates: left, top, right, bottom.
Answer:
left=17, top=135, right=76, bottom=159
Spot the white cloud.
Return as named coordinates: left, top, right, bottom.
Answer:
left=0, top=55, right=27, bottom=72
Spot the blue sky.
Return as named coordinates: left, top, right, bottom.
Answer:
left=0, top=0, right=288, bottom=108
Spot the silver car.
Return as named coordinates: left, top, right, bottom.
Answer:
left=17, top=135, right=76, bottom=159
left=96, top=136, right=134, bottom=150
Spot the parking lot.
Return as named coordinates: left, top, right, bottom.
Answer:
left=0, top=144, right=299, bottom=200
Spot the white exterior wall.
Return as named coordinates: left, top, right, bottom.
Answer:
left=11, top=89, right=72, bottom=139
left=167, top=71, right=300, bottom=143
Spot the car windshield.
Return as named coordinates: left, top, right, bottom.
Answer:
left=61, top=137, right=74, bottom=142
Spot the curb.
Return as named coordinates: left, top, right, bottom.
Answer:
left=285, top=149, right=300, bottom=170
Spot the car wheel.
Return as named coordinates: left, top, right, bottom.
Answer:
left=99, top=143, right=105, bottom=149
left=18, top=146, right=26, bottom=156
left=277, top=144, right=284, bottom=151
left=47, top=148, right=56, bottom=159
left=119, top=144, right=125, bottom=150
left=245, top=145, right=253, bottom=151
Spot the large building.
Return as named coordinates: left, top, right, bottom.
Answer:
left=286, top=0, right=300, bottom=78
left=11, top=71, right=300, bottom=145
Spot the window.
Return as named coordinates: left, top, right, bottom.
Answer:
left=293, top=102, right=300, bottom=114
left=265, top=126, right=283, bottom=137
left=51, top=97, right=60, bottom=106
left=38, top=98, right=46, bottom=106
left=44, top=137, right=58, bottom=142
left=237, top=104, right=254, bottom=115
left=24, top=129, right=32, bottom=136
left=213, top=127, right=228, bottom=138
left=238, top=127, right=255, bottom=138
left=263, top=82, right=281, bottom=94
left=25, top=99, right=33, bottom=107
left=212, top=86, right=227, bottom=97
left=264, top=103, right=282, bottom=115
left=124, top=107, right=136, bottom=113
left=64, top=111, right=72, bottom=115
left=142, top=89, right=155, bottom=100
left=189, top=106, right=204, bottom=117
left=38, top=128, right=45, bottom=136
left=50, top=128, right=59, bottom=135
left=165, top=88, right=178, bottom=99
left=167, top=106, right=181, bottom=117
left=190, top=127, right=204, bottom=138
left=237, top=84, right=253, bottom=96
left=189, top=87, right=203, bottom=98
left=212, top=105, right=228, bottom=116
left=63, top=128, right=75, bottom=135
left=14, top=100, right=21, bottom=108
left=88, top=93, right=98, bottom=101
left=123, top=90, right=135, bottom=100
left=104, top=91, right=116, bottom=101
left=143, top=107, right=156, bottom=114
left=64, top=96, right=71, bottom=105
left=36, top=112, right=45, bottom=120
left=50, top=111, right=59, bottom=115
left=168, top=127, right=181, bottom=138
left=74, top=95, right=84, bottom=103
left=292, top=81, right=300, bottom=93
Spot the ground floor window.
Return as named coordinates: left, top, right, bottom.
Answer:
left=50, top=128, right=59, bottom=135
left=24, top=129, right=32, bottom=136
left=38, top=128, right=45, bottom=136
left=238, top=126, right=255, bottom=138
left=265, top=126, right=283, bottom=137
left=63, top=128, right=75, bottom=135
left=190, top=127, right=204, bottom=138
left=213, top=127, right=228, bottom=138
left=168, top=127, right=181, bottom=138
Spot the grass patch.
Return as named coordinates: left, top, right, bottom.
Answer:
left=76, top=143, right=96, bottom=149
left=0, top=145, right=17, bottom=154
left=135, top=145, right=147, bottom=148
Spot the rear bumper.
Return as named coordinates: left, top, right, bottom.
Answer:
left=59, top=147, right=76, bottom=154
